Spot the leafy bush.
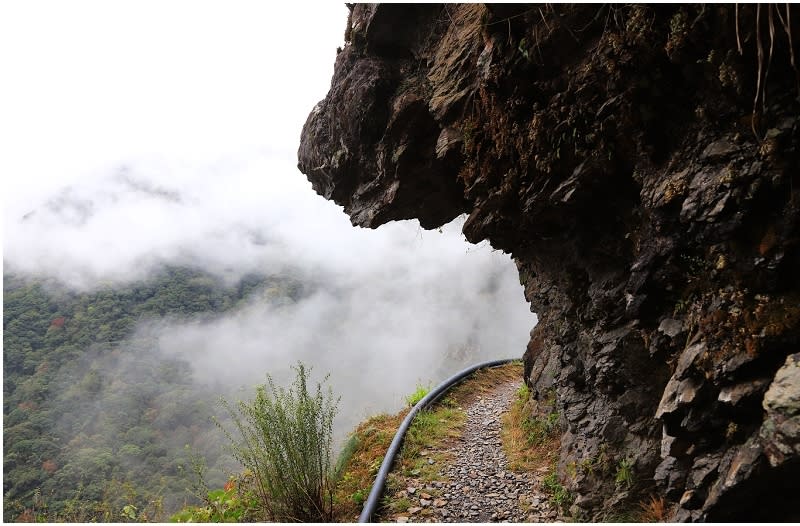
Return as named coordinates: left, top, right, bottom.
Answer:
left=217, top=362, right=339, bottom=522
left=350, top=488, right=367, bottom=506
left=542, top=469, right=573, bottom=511
left=170, top=477, right=258, bottom=523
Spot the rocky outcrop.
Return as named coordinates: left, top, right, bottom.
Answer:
left=299, top=4, right=800, bottom=521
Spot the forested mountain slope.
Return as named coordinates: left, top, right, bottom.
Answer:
left=3, top=267, right=304, bottom=521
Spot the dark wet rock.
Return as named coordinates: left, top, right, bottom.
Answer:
left=760, top=353, right=800, bottom=467
left=718, top=378, right=771, bottom=406
left=701, top=138, right=739, bottom=161
left=658, top=318, right=685, bottom=339
left=299, top=3, right=800, bottom=521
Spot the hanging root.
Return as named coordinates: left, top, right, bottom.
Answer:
left=736, top=3, right=743, bottom=55
left=775, top=4, right=800, bottom=94
left=740, top=4, right=798, bottom=139
left=765, top=4, right=776, bottom=113
left=753, top=5, right=764, bottom=138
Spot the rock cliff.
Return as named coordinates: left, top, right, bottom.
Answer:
left=298, top=4, right=800, bottom=521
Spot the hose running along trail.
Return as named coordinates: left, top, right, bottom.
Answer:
left=363, top=361, right=561, bottom=523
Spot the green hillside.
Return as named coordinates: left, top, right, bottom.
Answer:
left=3, top=267, right=304, bottom=521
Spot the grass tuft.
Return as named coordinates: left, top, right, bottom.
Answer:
left=330, top=412, right=406, bottom=521
left=501, top=384, right=560, bottom=473
left=404, top=383, right=430, bottom=407
left=542, top=468, right=573, bottom=512
left=638, top=494, right=669, bottom=522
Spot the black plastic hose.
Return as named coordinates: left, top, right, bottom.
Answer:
left=357, top=358, right=518, bottom=523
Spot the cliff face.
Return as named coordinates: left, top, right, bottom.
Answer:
left=298, top=4, right=800, bottom=521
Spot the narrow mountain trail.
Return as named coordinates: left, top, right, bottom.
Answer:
left=386, top=380, right=559, bottom=523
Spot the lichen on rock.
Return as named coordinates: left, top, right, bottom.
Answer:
left=299, top=3, right=800, bottom=521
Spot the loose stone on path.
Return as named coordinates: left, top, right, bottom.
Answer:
left=391, top=380, right=558, bottom=523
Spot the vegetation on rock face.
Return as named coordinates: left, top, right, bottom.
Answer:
left=2, top=268, right=304, bottom=521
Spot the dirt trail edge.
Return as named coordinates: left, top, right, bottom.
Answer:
left=389, top=380, right=559, bottom=523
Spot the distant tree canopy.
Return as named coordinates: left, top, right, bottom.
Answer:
left=3, top=266, right=305, bottom=521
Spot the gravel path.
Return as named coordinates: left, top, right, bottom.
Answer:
left=391, top=380, right=559, bottom=523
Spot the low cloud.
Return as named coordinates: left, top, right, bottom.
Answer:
left=5, top=152, right=537, bottom=439
left=2, top=0, right=536, bottom=461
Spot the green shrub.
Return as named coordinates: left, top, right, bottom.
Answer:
left=350, top=488, right=367, bottom=506
left=523, top=411, right=560, bottom=446
left=542, top=469, right=573, bottom=511
left=516, top=383, right=530, bottom=402
left=216, top=362, right=339, bottom=522
left=170, top=477, right=258, bottom=523
left=615, top=458, right=635, bottom=489
left=404, top=383, right=430, bottom=407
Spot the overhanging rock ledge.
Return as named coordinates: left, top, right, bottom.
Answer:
left=298, top=4, right=800, bottom=520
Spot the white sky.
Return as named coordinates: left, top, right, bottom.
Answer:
left=0, top=0, right=348, bottom=211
